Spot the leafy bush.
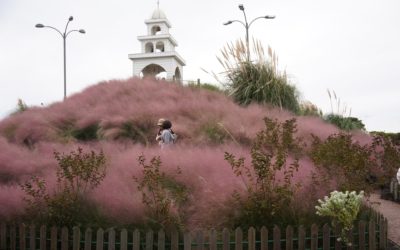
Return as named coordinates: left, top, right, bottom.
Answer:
left=371, top=131, right=400, bottom=146
left=224, top=117, right=303, bottom=228
left=133, top=155, right=189, bottom=230
left=113, top=120, right=151, bottom=145
left=72, top=123, right=100, bottom=141
left=217, top=40, right=300, bottom=113
left=20, top=147, right=107, bottom=227
left=310, top=131, right=400, bottom=200
left=324, top=114, right=366, bottom=131
left=57, top=123, right=100, bottom=142
left=371, top=134, right=400, bottom=185
left=199, top=122, right=228, bottom=144
left=310, top=133, right=374, bottom=192
left=316, top=190, right=364, bottom=245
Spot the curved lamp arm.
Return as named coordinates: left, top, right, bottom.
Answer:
left=223, top=19, right=246, bottom=28
left=64, top=16, right=73, bottom=36
left=36, top=25, right=63, bottom=37
left=240, top=9, right=249, bottom=28
left=66, top=29, right=86, bottom=37
left=249, top=15, right=275, bottom=28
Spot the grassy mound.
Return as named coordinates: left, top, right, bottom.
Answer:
left=0, top=77, right=385, bottom=229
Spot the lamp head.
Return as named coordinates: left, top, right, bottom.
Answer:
left=79, top=29, right=86, bottom=34
left=35, top=24, right=44, bottom=28
left=69, top=16, right=73, bottom=21
left=265, top=15, right=276, bottom=19
left=238, top=4, right=244, bottom=11
left=223, top=21, right=233, bottom=25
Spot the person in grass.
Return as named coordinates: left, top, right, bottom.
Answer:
left=156, top=118, right=177, bottom=148
left=156, top=118, right=165, bottom=145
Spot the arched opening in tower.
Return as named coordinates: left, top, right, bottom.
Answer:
left=141, top=64, right=167, bottom=79
left=145, top=42, right=154, bottom=53
left=151, top=25, right=162, bottom=35
left=155, top=41, right=165, bottom=52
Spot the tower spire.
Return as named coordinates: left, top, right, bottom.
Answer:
left=157, top=0, right=160, bottom=10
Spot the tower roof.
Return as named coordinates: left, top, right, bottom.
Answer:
left=151, top=8, right=167, bottom=19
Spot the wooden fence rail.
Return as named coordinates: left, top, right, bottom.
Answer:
left=0, top=215, right=388, bottom=250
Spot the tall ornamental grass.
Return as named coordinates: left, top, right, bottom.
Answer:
left=217, top=39, right=300, bottom=113
left=324, top=89, right=366, bottom=131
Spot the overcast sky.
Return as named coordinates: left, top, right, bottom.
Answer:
left=0, top=0, right=399, bottom=132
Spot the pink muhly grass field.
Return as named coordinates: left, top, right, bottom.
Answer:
left=0, top=77, right=374, bottom=225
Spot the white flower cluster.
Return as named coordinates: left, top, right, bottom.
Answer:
left=315, top=190, right=364, bottom=244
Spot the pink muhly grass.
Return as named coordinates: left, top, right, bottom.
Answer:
left=0, top=77, right=369, bottom=148
left=0, top=137, right=56, bottom=180
left=0, top=77, right=379, bottom=225
left=90, top=143, right=250, bottom=226
left=0, top=186, right=25, bottom=218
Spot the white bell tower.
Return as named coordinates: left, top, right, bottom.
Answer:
left=128, top=3, right=185, bottom=81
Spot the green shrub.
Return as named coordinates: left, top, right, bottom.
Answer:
left=324, top=114, right=366, bottom=131
left=199, top=122, right=228, bottom=144
left=310, top=133, right=374, bottom=192
left=20, top=147, right=107, bottom=227
left=72, top=123, right=100, bottom=141
left=57, top=122, right=100, bottom=142
left=133, top=155, right=189, bottom=230
left=370, top=131, right=400, bottom=146
left=117, top=120, right=152, bottom=146
left=224, top=117, right=304, bottom=228
left=217, top=40, right=300, bottom=113
left=371, top=134, right=400, bottom=185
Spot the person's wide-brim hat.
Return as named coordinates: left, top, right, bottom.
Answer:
left=157, top=118, right=165, bottom=126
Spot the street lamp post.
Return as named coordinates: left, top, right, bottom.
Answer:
left=35, top=16, right=85, bottom=100
left=224, top=4, right=275, bottom=61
